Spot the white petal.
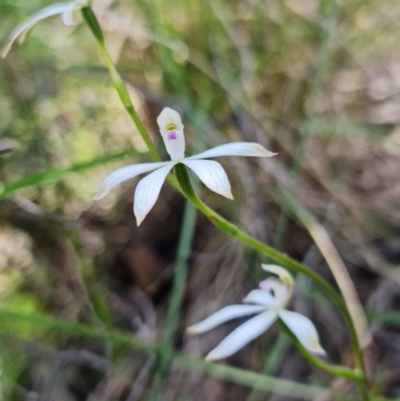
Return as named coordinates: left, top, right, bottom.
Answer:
left=261, top=264, right=294, bottom=287
left=186, top=305, right=267, bottom=335
left=157, top=107, right=183, bottom=135
left=161, top=130, right=185, bottom=161
left=94, top=162, right=169, bottom=200
left=278, top=310, right=326, bottom=355
left=187, top=142, right=276, bottom=160
left=206, top=310, right=277, bottom=361
left=2, top=3, right=74, bottom=58
left=134, top=163, right=175, bottom=226
left=243, top=289, right=276, bottom=306
left=181, top=159, right=233, bottom=199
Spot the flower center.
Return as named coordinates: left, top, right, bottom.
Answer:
left=166, top=122, right=177, bottom=131
left=166, top=130, right=178, bottom=140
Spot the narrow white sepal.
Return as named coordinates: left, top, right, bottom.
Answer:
left=278, top=310, right=326, bottom=355
left=186, top=305, right=266, bottom=335
left=261, top=264, right=294, bottom=287
left=181, top=159, right=233, bottom=199
left=205, top=310, right=277, bottom=361
left=94, top=162, right=169, bottom=200
left=2, top=2, right=77, bottom=58
left=134, top=163, right=175, bottom=226
left=187, top=142, right=276, bottom=160
left=242, top=289, right=276, bottom=306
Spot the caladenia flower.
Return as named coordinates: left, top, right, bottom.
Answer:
left=186, top=264, right=326, bottom=361
left=1, top=0, right=90, bottom=58
left=95, top=107, right=276, bottom=226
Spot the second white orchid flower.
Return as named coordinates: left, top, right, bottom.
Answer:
left=1, top=0, right=90, bottom=58
left=186, top=264, right=326, bottom=361
left=95, top=107, right=276, bottom=225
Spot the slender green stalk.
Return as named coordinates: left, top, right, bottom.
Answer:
left=147, top=194, right=198, bottom=400
left=163, top=175, right=198, bottom=348
left=0, top=149, right=141, bottom=199
left=81, top=7, right=160, bottom=162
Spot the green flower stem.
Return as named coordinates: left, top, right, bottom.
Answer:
left=81, top=7, right=160, bottom=162
left=173, top=163, right=369, bottom=399
left=278, top=319, right=362, bottom=382
left=147, top=197, right=198, bottom=400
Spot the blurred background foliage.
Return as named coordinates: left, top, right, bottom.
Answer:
left=1, top=0, right=400, bottom=400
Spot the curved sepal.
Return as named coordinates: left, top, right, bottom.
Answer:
left=181, top=159, right=233, bottom=199
left=278, top=310, right=326, bottom=355
left=134, top=163, right=175, bottom=226
left=187, top=142, right=276, bottom=160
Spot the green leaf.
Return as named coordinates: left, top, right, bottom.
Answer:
left=0, top=149, right=143, bottom=200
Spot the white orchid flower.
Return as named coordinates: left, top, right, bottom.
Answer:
left=186, top=264, right=326, bottom=361
left=95, top=107, right=276, bottom=226
left=1, top=0, right=90, bottom=58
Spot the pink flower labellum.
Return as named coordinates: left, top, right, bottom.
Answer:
left=166, top=130, right=178, bottom=140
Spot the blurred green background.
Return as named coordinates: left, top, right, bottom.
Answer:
left=1, top=0, right=400, bottom=400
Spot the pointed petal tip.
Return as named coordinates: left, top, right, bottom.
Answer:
left=307, top=340, right=326, bottom=355
left=1, top=42, right=14, bottom=59
left=307, top=343, right=327, bottom=356
left=185, top=326, right=197, bottom=335
left=93, top=191, right=106, bottom=201
left=134, top=207, right=146, bottom=227
left=205, top=352, right=218, bottom=361
left=218, top=190, right=233, bottom=200
left=256, top=148, right=277, bottom=158
left=135, top=215, right=144, bottom=227
left=314, top=347, right=327, bottom=356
